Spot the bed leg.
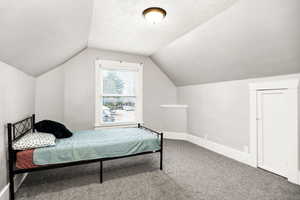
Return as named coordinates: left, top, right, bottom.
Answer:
left=100, top=160, right=103, bottom=184
left=160, top=133, right=163, bottom=170
left=160, top=151, right=163, bottom=170
left=9, top=173, right=15, bottom=200
left=8, top=123, right=15, bottom=200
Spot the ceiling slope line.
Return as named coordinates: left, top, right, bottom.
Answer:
left=37, top=46, right=88, bottom=77
left=149, top=1, right=239, bottom=56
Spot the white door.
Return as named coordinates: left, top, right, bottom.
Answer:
left=257, top=89, right=289, bottom=177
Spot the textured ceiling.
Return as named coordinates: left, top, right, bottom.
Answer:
left=1, top=0, right=299, bottom=85
left=0, top=0, right=93, bottom=76
left=152, top=0, right=300, bottom=86
left=88, top=0, right=238, bottom=55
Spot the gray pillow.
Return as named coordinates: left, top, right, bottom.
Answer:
left=12, top=132, right=56, bottom=150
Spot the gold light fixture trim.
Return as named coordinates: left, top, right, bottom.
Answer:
left=143, top=7, right=167, bottom=24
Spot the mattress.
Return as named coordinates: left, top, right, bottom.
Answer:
left=16, top=149, right=39, bottom=169
left=16, top=127, right=160, bottom=169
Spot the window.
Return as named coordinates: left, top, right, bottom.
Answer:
left=95, top=59, right=143, bottom=127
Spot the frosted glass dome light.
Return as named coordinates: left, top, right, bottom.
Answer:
left=143, top=7, right=167, bottom=24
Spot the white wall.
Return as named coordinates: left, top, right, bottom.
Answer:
left=35, top=67, right=64, bottom=122
left=35, top=48, right=177, bottom=131
left=161, top=107, right=188, bottom=133
left=178, top=73, right=300, bottom=152
left=0, top=61, right=35, bottom=195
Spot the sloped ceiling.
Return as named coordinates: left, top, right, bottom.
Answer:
left=88, top=0, right=238, bottom=55
left=152, top=0, right=300, bottom=86
left=0, top=0, right=299, bottom=85
left=0, top=0, right=93, bottom=76
left=0, top=0, right=238, bottom=76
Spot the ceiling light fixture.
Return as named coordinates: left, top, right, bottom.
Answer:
left=143, top=7, right=167, bottom=24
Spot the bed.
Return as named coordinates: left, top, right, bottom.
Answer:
left=7, top=114, right=163, bottom=200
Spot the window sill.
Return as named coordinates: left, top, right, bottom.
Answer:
left=160, top=104, right=188, bottom=108
left=94, top=121, right=144, bottom=129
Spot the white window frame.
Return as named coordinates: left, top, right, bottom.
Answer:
left=95, top=59, right=143, bottom=127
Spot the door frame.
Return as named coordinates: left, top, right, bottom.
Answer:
left=249, top=79, right=299, bottom=184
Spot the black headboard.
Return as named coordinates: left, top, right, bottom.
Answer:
left=7, top=114, right=35, bottom=144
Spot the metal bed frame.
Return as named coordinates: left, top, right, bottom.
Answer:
left=7, top=114, right=163, bottom=200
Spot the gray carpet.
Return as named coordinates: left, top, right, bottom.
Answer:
left=16, top=140, right=300, bottom=200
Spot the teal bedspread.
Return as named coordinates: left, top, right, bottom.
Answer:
left=33, top=128, right=161, bottom=165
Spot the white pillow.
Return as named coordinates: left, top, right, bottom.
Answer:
left=12, top=132, right=56, bottom=150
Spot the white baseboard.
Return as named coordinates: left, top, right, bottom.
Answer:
left=186, top=134, right=254, bottom=166
left=164, top=132, right=256, bottom=167
left=0, top=185, right=9, bottom=200
left=0, top=173, right=28, bottom=200
left=164, top=131, right=300, bottom=185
